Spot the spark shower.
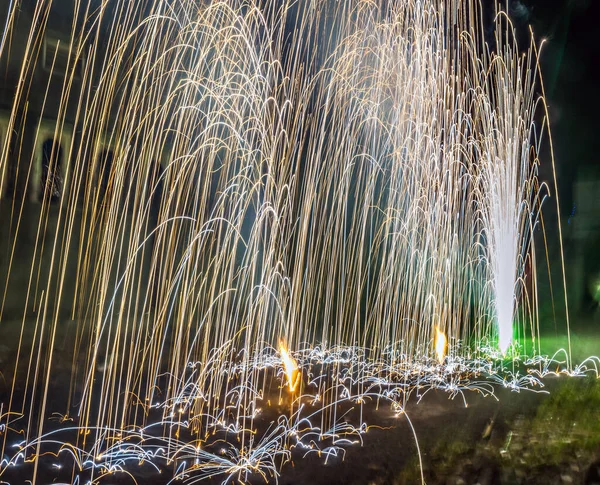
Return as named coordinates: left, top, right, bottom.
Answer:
left=0, top=0, right=584, bottom=483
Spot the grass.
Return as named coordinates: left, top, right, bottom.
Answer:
left=525, top=376, right=600, bottom=465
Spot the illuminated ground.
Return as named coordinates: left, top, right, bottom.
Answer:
left=0, top=315, right=599, bottom=485
left=1, top=374, right=599, bottom=484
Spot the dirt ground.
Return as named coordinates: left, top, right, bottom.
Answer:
left=1, top=331, right=599, bottom=485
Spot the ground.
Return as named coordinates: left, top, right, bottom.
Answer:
left=0, top=316, right=599, bottom=484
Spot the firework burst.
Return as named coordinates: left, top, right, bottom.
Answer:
left=0, top=0, right=578, bottom=483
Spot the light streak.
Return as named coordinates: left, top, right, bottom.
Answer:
left=0, top=0, right=581, bottom=483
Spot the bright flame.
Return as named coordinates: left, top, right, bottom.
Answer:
left=435, top=327, right=447, bottom=365
left=279, top=341, right=300, bottom=392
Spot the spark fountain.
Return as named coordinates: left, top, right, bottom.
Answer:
left=0, top=0, right=590, bottom=484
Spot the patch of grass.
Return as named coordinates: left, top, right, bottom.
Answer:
left=526, top=377, right=600, bottom=465
left=397, top=427, right=474, bottom=484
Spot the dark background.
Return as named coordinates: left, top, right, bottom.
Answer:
left=506, top=0, right=600, bottom=322
left=510, top=0, right=599, bottom=207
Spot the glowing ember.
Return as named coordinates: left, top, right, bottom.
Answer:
left=280, top=341, right=300, bottom=393
left=435, top=327, right=447, bottom=365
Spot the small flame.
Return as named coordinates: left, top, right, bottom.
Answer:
left=279, top=341, right=300, bottom=393
left=435, top=327, right=447, bottom=365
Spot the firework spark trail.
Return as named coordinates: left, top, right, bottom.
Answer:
left=0, top=0, right=575, bottom=483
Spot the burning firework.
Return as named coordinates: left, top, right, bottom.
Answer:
left=0, top=0, right=575, bottom=483
left=435, top=328, right=448, bottom=365
left=279, top=341, right=300, bottom=393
